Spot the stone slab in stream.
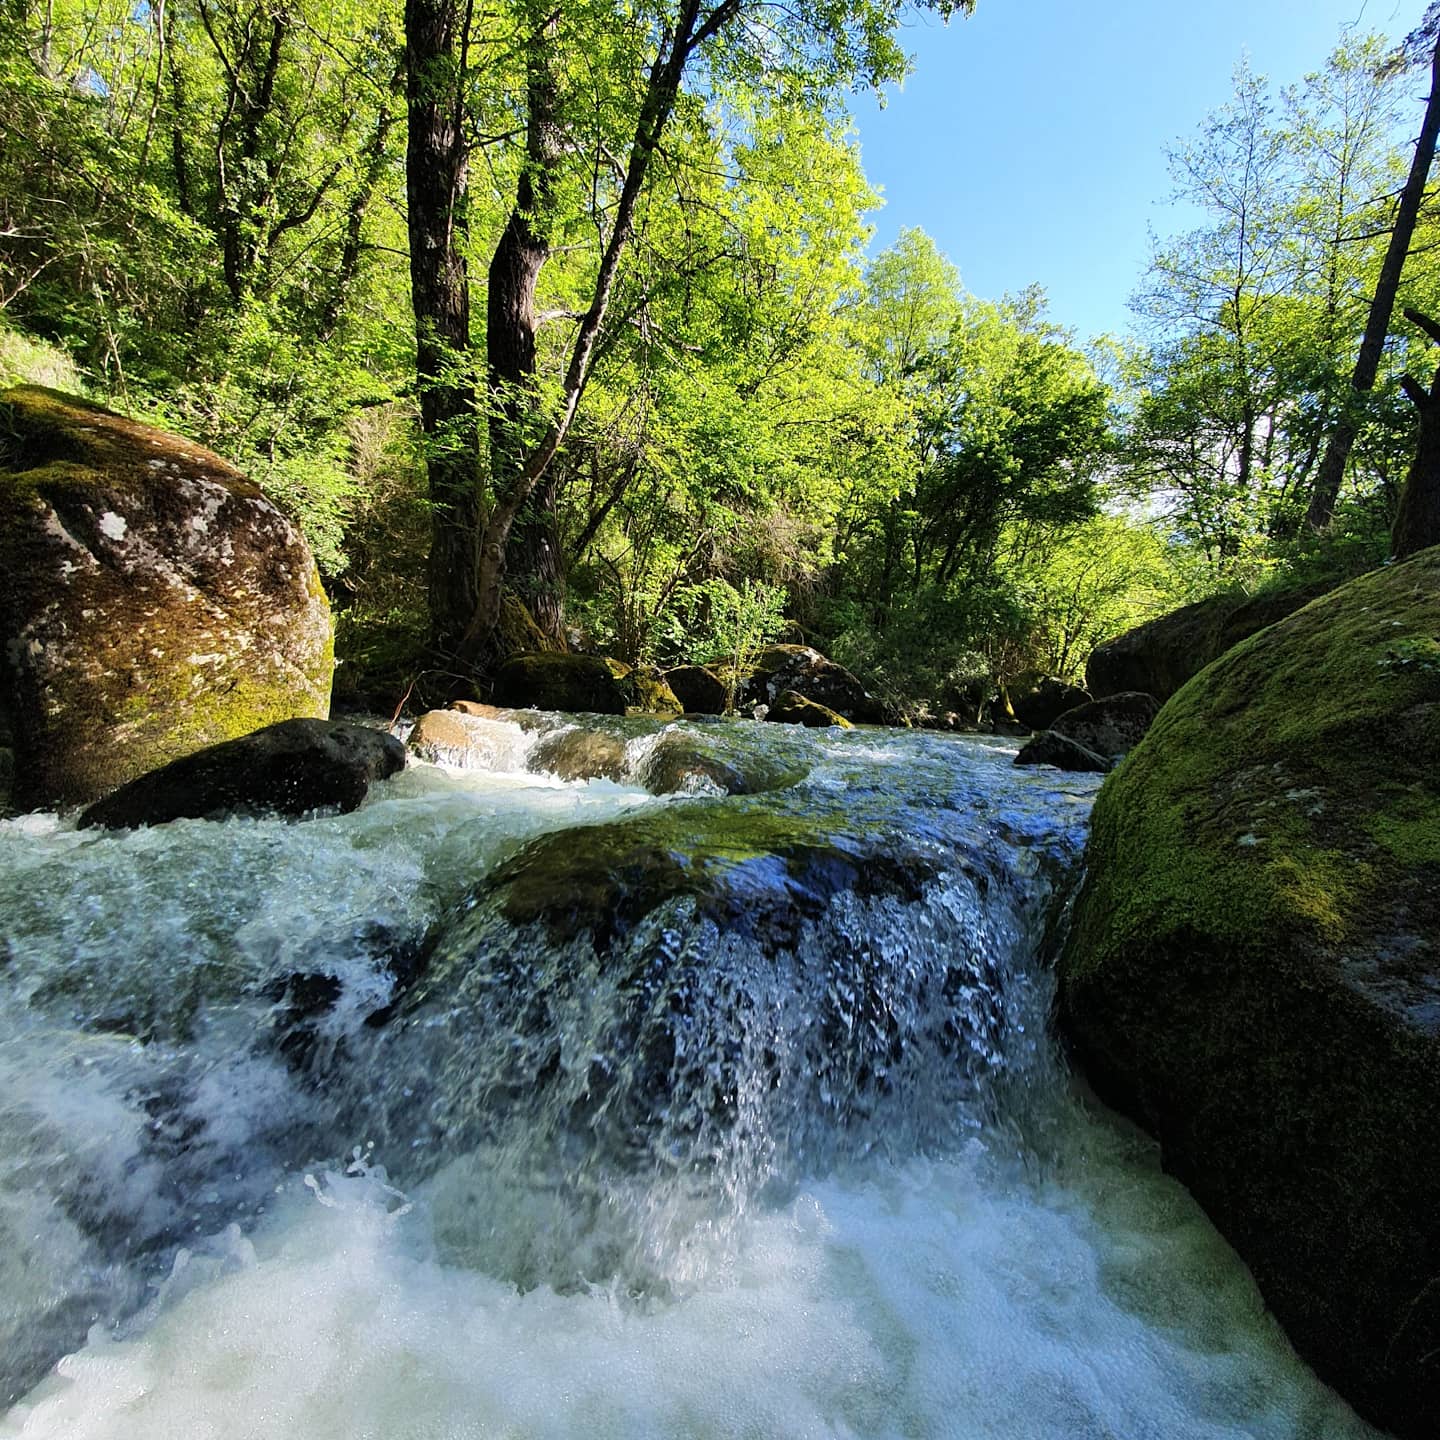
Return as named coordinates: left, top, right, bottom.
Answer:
left=77, top=718, right=405, bottom=828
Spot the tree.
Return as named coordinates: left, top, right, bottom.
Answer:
left=404, top=0, right=974, bottom=668
left=1307, top=8, right=1440, bottom=530
left=1393, top=306, right=1440, bottom=557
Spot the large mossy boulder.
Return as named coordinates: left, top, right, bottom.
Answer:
left=492, top=652, right=681, bottom=715
left=1085, top=582, right=1330, bottom=702
left=0, top=387, right=332, bottom=809
left=77, top=718, right=404, bottom=829
left=1059, top=549, right=1440, bottom=1439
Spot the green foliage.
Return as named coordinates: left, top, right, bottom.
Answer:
left=664, top=578, right=788, bottom=710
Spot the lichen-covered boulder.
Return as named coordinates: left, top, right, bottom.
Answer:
left=0, top=387, right=331, bottom=809
left=1059, top=548, right=1440, bottom=1439
left=1085, top=583, right=1329, bottom=702
left=738, top=644, right=884, bottom=723
left=491, top=653, right=680, bottom=716
left=77, top=718, right=404, bottom=829
left=627, top=666, right=683, bottom=716
left=765, top=690, right=854, bottom=728
left=662, top=664, right=728, bottom=714
left=1004, top=672, right=1090, bottom=731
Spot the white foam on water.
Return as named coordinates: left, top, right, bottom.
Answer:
left=0, top=742, right=1380, bottom=1438
left=0, top=1131, right=1376, bottom=1440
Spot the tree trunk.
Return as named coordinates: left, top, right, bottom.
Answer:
left=486, top=12, right=566, bottom=648
left=1306, top=27, right=1440, bottom=531
left=1393, top=309, right=1440, bottom=559
left=459, top=0, right=745, bottom=667
left=405, top=0, right=480, bottom=658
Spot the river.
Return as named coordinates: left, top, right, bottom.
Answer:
left=0, top=716, right=1381, bottom=1438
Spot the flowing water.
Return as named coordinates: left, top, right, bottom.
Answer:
left=0, top=717, right=1382, bottom=1439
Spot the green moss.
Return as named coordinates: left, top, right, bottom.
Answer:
left=1060, top=549, right=1440, bottom=1432
left=1369, top=793, right=1440, bottom=866
left=1069, top=549, right=1440, bottom=979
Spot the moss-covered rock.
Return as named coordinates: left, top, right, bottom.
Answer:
left=490, top=653, right=680, bottom=716
left=627, top=665, right=683, bottom=716
left=77, top=718, right=403, bottom=829
left=434, top=804, right=938, bottom=958
left=738, top=644, right=884, bottom=723
left=0, top=387, right=332, bottom=809
left=1059, top=547, right=1440, bottom=1439
left=662, top=664, right=729, bottom=714
left=491, top=652, right=634, bottom=713
left=1085, top=582, right=1331, bottom=702
left=766, top=690, right=854, bottom=728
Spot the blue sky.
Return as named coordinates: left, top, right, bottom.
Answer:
left=853, top=0, right=1422, bottom=342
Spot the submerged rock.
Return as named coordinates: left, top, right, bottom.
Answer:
left=527, top=726, right=629, bottom=782
left=375, top=800, right=1021, bottom=1184
left=1086, top=583, right=1329, bottom=702
left=0, top=386, right=332, bottom=809
left=1060, top=547, right=1440, bottom=1439
left=78, top=719, right=405, bottom=829
left=635, top=730, right=796, bottom=795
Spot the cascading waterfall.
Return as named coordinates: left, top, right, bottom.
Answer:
left=0, top=719, right=1382, bottom=1438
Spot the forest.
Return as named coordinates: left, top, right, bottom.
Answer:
left=3, top=0, right=1440, bottom=719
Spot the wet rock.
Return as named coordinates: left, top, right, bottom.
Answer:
left=636, top=730, right=802, bottom=796
left=408, top=708, right=533, bottom=769
left=492, top=652, right=632, bottom=713
left=1060, top=547, right=1440, bottom=1440
left=1005, top=672, right=1091, bottom=731
left=662, top=664, right=728, bottom=714
left=527, top=726, right=629, bottom=782
left=0, top=386, right=332, bottom=809
left=1086, top=583, right=1329, bottom=702
left=77, top=719, right=404, bottom=829
left=766, top=690, right=854, bottom=728
left=450, top=700, right=511, bottom=720
left=1013, top=731, right=1111, bottom=773
left=736, top=644, right=884, bottom=723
